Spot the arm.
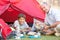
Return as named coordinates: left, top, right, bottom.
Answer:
left=43, top=21, right=60, bottom=30
left=22, top=22, right=31, bottom=31
left=50, top=21, right=60, bottom=28
left=13, top=20, right=20, bottom=30
left=50, top=9, right=60, bottom=28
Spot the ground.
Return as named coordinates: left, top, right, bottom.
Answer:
left=9, top=35, right=60, bottom=40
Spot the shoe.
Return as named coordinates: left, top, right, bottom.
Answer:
left=37, top=32, right=41, bottom=36
left=55, top=33, right=60, bottom=36
left=15, top=36, right=20, bottom=39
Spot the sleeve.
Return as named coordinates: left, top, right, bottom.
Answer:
left=44, top=14, right=49, bottom=25
left=13, top=20, right=19, bottom=28
left=31, top=24, right=36, bottom=31
left=54, top=10, right=60, bottom=21
left=24, top=22, right=29, bottom=28
left=31, top=19, right=36, bottom=31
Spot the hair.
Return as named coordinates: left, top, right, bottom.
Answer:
left=18, top=13, right=26, bottom=19
left=41, top=2, right=51, bottom=7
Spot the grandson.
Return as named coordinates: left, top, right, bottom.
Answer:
left=32, top=19, right=44, bottom=35
left=14, top=14, right=31, bottom=39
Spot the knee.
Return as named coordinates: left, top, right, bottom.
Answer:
left=56, top=24, right=60, bottom=30
left=55, top=24, right=60, bottom=33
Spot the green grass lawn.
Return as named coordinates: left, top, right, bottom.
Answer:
left=9, top=35, right=60, bottom=40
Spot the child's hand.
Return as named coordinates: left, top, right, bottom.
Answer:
left=20, top=29, right=27, bottom=32
left=26, top=27, right=31, bottom=30
left=20, top=29, right=26, bottom=32
left=44, top=26, right=50, bottom=30
left=43, top=29, right=47, bottom=32
left=20, top=27, right=31, bottom=32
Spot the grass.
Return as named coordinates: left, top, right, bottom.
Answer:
left=8, top=35, right=60, bottom=40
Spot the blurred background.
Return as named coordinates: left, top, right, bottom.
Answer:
left=37, top=0, right=60, bottom=8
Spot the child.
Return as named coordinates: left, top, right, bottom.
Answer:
left=14, top=14, right=31, bottom=39
left=32, top=19, right=44, bottom=35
